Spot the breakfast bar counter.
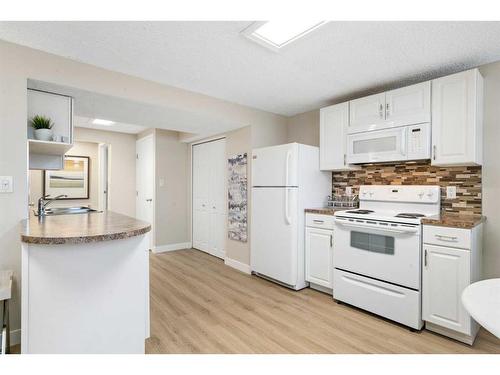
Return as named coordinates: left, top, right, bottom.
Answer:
left=20, top=211, right=151, bottom=245
left=20, top=211, right=151, bottom=354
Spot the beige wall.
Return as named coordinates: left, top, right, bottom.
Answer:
left=29, top=141, right=99, bottom=209
left=74, top=127, right=137, bottom=217
left=479, top=63, right=500, bottom=278
left=0, top=38, right=288, bottom=337
left=286, top=109, right=320, bottom=147
left=155, top=129, right=190, bottom=248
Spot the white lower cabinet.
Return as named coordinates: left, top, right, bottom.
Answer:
left=305, top=214, right=333, bottom=291
left=422, top=244, right=470, bottom=334
left=422, top=224, right=483, bottom=345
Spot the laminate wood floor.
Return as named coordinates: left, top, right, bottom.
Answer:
left=146, top=249, right=500, bottom=354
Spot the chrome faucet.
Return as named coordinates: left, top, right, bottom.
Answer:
left=37, top=194, right=68, bottom=216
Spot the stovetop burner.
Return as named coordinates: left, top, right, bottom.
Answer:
left=345, top=209, right=374, bottom=214
left=395, top=213, right=426, bottom=219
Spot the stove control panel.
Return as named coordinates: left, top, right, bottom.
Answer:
left=359, top=185, right=440, bottom=203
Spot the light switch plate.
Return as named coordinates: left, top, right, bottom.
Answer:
left=0, top=176, right=13, bottom=193
left=159, top=177, right=165, bottom=187
left=446, top=186, right=456, bottom=199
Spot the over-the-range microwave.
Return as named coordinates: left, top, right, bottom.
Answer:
left=346, top=123, right=430, bottom=164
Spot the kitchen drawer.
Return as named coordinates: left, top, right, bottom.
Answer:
left=333, top=269, right=422, bottom=329
left=423, top=225, right=471, bottom=250
left=306, top=213, right=334, bottom=230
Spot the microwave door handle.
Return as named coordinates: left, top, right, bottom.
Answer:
left=401, top=128, right=407, bottom=156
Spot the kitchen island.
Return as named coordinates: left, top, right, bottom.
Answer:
left=20, top=211, right=151, bottom=354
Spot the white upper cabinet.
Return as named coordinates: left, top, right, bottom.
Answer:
left=349, top=93, right=386, bottom=131
left=320, top=102, right=358, bottom=171
left=431, top=69, right=483, bottom=166
left=349, top=82, right=431, bottom=134
left=385, top=81, right=431, bottom=127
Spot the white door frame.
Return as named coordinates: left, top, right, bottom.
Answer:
left=136, top=134, right=156, bottom=250
left=191, top=136, right=226, bottom=257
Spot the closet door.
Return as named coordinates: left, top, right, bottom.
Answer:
left=192, top=139, right=226, bottom=259
left=207, top=139, right=226, bottom=259
left=192, top=142, right=210, bottom=252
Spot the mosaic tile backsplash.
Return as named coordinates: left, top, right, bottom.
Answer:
left=332, top=161, right=482, bottom=215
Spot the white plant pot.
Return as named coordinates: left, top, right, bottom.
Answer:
left=34, top=128, right=54, bottom=141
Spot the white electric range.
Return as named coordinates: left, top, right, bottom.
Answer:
left=332, top=185, right=440, bottom=330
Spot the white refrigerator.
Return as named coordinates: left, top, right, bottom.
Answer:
left=251, top=143, right=331, bottom=290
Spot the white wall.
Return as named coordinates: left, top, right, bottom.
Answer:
left=0, top=38, right=287, bottom=339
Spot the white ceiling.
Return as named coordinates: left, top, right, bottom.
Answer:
left=4, top=21, right=500, bottom=116
left=74, top=116, right=146, bottom=134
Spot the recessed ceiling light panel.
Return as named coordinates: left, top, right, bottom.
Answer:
left=92, top=118, right=115, bottom=126
left=242, top=21, right=327, bottom=51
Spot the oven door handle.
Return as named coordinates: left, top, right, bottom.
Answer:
left=333, top=218, right=419, bottom=234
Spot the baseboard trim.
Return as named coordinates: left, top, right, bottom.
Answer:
left=0, top=328, right=21, bottom=349
left=153, top=242, right=192, bottom=254
left=224, top=257, right=251, bottom=274
left=425, top=322, right=476, bottom=345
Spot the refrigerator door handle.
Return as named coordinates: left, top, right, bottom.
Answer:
left=285, top=150, right=291, bottom=186
left=285, top=188, right=292, bottom=225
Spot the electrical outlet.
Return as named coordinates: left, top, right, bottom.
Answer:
left=346, top=186, right=353, bottom=195
left=446, top=186, right=457, bottom=199
left=159, top=177, right=165, bottom=187
left=0, top=176, right=13, bottom=193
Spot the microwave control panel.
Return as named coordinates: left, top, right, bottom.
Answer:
left=406, top=123, right=431, bottom=160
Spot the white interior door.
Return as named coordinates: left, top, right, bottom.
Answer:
left=98, top=143, right=109, bottom=211
left=136, top=135, right=155, bottom=249
left=192, top=138, right=226, bottom=259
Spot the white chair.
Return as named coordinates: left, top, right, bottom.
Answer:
left=0, top=270, right=13, bottom=354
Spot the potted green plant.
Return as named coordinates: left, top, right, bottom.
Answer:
left=30, top=115, right=54, bottom=141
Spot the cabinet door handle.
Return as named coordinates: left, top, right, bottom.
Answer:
left=343, top=153, right=346, bottom=166
left=379, top=103, right=384, bottom=119
left=386, top=102, right=390, bottom=117
left=330, top=234, right=333, bottom=247
left=313, top=220, right=324, bottom=224
left=433, top=145, right=436, bottom=160
left=424, top=249, right=428, bottom=267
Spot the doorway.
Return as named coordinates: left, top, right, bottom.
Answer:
left=136, top=134, right=155, bottom=249
left=192, top=138, right=226, bottom=259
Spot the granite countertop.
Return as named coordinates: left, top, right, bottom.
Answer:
left=305, top=207, right=349, bottom=216
left=421, top=212, right=486, bottom=229
left=20, top=211, right=151, bottom=245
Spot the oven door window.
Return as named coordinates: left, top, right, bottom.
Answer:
left=350, top=231, right=395, bottom=255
